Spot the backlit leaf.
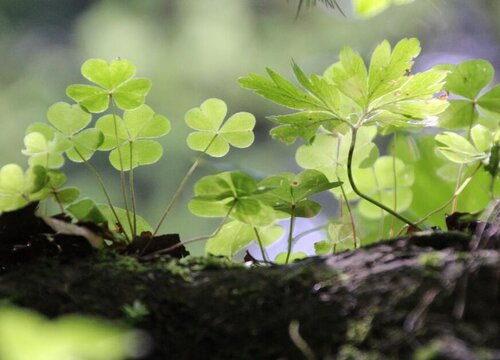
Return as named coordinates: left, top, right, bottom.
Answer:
left=185, top=98, right=255, bottom=157
left=443, top=60, right=494, bottom=100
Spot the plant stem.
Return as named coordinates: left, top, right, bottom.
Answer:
left=338, top=180, right=358, bottom=248
left=285, top=205, right=296, bottom=264
left=414, top=162, right=482, bottom=227
left=129, top=141, right=137, bottom=237
left=389, top=135, right=398, bottom=237
left=74, top=148, right=128, bottom=241
left=293, top=224, right=328, bottom=243
left=153, top=134, right=218, bottom=236
left=347, top=126, right=420, bottom=229
left=110, top=97, right=134, bottom=237
left=152, top=158, right=200, bottom=236
left=253, top=227, right=269, bottom=264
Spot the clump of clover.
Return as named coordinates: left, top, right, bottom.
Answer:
left=0, top=38, right=498, bottom=263
left=0, top=58, right=258, bottom=247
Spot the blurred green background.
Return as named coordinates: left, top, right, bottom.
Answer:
left=0, top=0, right=499, bottom=253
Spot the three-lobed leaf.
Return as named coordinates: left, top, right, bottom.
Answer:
left=185, top=98, right=255, bottom=157
left=66, top=59, right=152, bottom=113
left=96, top=104, right=170, bottom=171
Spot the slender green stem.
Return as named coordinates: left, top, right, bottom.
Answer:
left=153, top=134, right=218, bottom=236
left=110, top=97, right=134, bottom=237
left=73, top=148, right=128, bottom=241
left=285, top=205, right=296, bottom=264
left=293, top=224, right=328, bottom=243
left=128, top=141, right=137, bottom=237
left=338, top=180, right=358, bottom=248
left=413, top=162, right=482, bottom=227
left=152, top=158, right=200, bottom=236
left=451, top=164, right=465, bottom=213
left=347, top=126, right=420, bottom=229
left=389, top=135, right=398, bottom=237
left=253, top=227, right=269, bottom=264
left=51, top=189, right=65, bottom=214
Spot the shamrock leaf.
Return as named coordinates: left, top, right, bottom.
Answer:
left=437, top=60, right=498, bottom=130
left=189, top=171, right=275, bottom=226
left=22, top=132, right=71, bottom=169
left=27, top=102, right=104, bottom=163
left=66, top=59, right=151, bottom=113
left=185, top=98, right=256, bottom=157
left=96, top=104, right=170, bottom=171
left=0, top=164, right=47, bottom=213
left=205, top=220, right=283, bottom=258
left=354, top=0, right=414, bottom=17
left=258, top=170, right=342, bottom=218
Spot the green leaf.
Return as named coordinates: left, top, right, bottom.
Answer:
left=328, top=46, right=368, bottom=107
left=275, top=251, right=307, bottom=264
left=185, top=98, right=255, bottom=157
left=81, top=58, right=136, bottom=90
left=46, top=102, right=92, bottom=136
left=368, top=38, right=421, bottom=102
left=66, top=198, right=107, bottom=224
left=239, top=71, right=325, bottom=111
left=268, top=111, right=344, bottom=144
left=66, top=128, right=105, bottom=162
left=66, top=85, right=109, bottom=113
left=258, top=170, right=341, bottom=218
left=112, top=78, right=152, bottom=110
left=56, top=187, right=81, bottom=204
left=354, top=156, right=415, bottom=219
left=205, top=221, right=283, bottom=258
left=297, top=126, right=377, bottom=170
left=98, top=205, right=152, bottom=239
left=354, top=0, right=414, bottom=17
left=0, top=164, right=42, bottom=213
left=123, top=104, right=170, bottom=139
left=435, top=132, right=486, bottom=164
left=96, top=105, right=169, bottom=170
left=67, top=59, right=151, bottom=113
left=437, top=100, right=476, bottom=130
left=95, top=114, right=128, bottom=150
left=443, top=59, right=494, bottom=100
left=109, top=141, right=163, bottom=171
left=22, top=132, right=70, bottom=169
left=470, top=124, right=494, bottom=152
left=478, top=84, right=500, bottom=113
left=0, top=306, right=140, bottom=360
left=314, top=222, right=358, bottom=254
left=189, top=171, right=275, bottom=226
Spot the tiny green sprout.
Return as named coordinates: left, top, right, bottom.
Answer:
left=185, top=98, right=256, bottom=157
left=96, top=104, right=170, bottom=170
left=66, top=59, right=152, bottom=113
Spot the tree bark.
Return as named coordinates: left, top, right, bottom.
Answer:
left=0, top=231, right=499, bottom=360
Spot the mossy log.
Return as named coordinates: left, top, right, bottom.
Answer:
left=0, top=231, right=499, bottom=359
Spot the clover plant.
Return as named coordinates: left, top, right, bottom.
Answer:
left=0, top=38, right=498, bottom=264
